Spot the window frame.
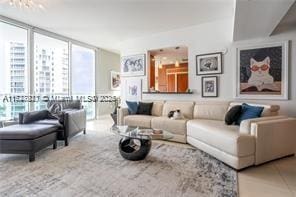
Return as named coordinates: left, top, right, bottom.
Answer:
left=0, top=19, right=30, bottom=119
left=71, top=44, right=96, bottom=120
left=0, top=16, right=98, bottom=120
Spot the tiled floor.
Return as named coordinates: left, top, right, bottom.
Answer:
left=239, top=156, right=296, bottom=197
left=89, top=117, right=296, bottom=197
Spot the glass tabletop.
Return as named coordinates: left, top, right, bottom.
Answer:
left=111, top=125, right=174, bottom=140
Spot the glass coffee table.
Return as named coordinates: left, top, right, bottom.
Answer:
left=111, top=125, right=174, bottom=161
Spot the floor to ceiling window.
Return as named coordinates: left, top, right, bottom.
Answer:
left=33, top=33, right=69, bottom=110
left=0, top=17, right=98, bottom=121
left=0, top=21, right=29, bottom=120
left=71, top=44, right=96, bottom=119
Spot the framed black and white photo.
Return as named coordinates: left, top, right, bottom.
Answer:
left=236, top=41, right=289, bottom=100
left=121, top=54, right=146, bottom=77
left=110, top=71, right=121, bottom=91
left=202, top=76, right=218, bottom=97
left=196, top=52, right=222, bottom=75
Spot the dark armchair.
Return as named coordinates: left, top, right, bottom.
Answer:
left=47, top=100, right=87, bottom=146
left=18, top=100, right=86, bottom=146
left=0, top=100, right=87, bottom=162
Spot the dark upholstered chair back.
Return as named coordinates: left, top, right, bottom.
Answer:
left=47, top=100, right=82, bottom=110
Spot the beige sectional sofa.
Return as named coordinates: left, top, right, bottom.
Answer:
left=118, top=101, right=193, bottom=143
left=117, top=100, right=296, bottom=170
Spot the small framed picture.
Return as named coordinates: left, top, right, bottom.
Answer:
left=201, top=76, right=218, bottom=97
left=110, top=71, right=121, bottom=91
left=121, top=54, right=146, bottom=77
left=196, top=52, right=222, bottom=75
left=125, top=78, right=142, bottom=101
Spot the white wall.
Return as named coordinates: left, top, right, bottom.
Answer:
left=118, top=19, right=296, bottom=116
left=119, top=18, right=234, bottom=100
left=96, top=49, right=120, bottom=116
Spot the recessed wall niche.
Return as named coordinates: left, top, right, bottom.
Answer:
left=148, top=46, right=188, bottom=93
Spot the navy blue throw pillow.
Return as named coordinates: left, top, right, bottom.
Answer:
left=126, top=101, right=138, bottom=114
left=236, top=103, right=264, bottom=125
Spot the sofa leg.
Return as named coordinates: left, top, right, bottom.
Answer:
left=83, top=129, right=86, bottom=135
left=29, top=153, right=35, bottom=162
left=53, top=141, right=57, bottom=149
left=65, top=138, right=69, bottom=146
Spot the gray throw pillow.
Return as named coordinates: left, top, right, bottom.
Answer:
left=48, top=103, right=62, bottom=114
left=48, top=103, right=64, bottom=124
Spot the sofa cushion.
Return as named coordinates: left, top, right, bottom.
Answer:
left=137, top=102, right=153, bottom=115
left=0, top=124, right=58, bottom=140
left=193, top=101, right=230, bottom=121
left=151, top=117, right=187, bottom=135
left=225, top=105, right=242, bottom=125
left=162, top=101, right=194, bottom=119
left=229, top=102, right=279, bottom=117
left=126, top=101, right=138, bottom=114
left=236, top=103, right=264, bottom=125
left=124, top=115, right=156, bottom=128
left=33, top=119, right=63, bottom=128
left=142, top=100, right=164, bottom=117
left=151, top=101, right=164, bottom=116
left=187, top=119, right=255, bottom=157
left=22, top=110, right=49, bottom=124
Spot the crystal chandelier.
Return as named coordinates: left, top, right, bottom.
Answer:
left=8, top=0, right=44, bottom=9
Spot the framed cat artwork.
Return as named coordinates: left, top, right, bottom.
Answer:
left=236, top=41, right=289, bottom=100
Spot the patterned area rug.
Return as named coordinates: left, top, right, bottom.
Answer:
left=0, top=130, right=238, bottom=197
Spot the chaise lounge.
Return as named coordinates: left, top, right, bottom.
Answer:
left=0, top=123, right=58, bottom=162
left=0, top=100, right=87, bottom=162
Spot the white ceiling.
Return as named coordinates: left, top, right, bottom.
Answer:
left=272, top=2, right=296, bottom=35
left=0, top=0, right=235, bottom=53
left=233, top=0, right=295, bottom=41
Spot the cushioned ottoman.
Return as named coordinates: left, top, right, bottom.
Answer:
left=0, top=124, right=58, bottom=162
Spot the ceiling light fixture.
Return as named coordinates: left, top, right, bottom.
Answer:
left=8, top=0, right=44, bottom=9
left=159, top=61, right=163, bottom=69
left=175, top=60, right=180, bottom=67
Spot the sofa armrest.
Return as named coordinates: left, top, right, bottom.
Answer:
left=250, top=118, right=296, bottom=165
left=117, top=107, right=129, bottom=125
left=63, top=109, right=86, bottom=137
left=239, top=116, right=287, bottom=134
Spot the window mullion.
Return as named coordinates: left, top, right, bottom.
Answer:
left=29, top=27, right=34, bottom=111
left=68, top=41, right=72, bottom=97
